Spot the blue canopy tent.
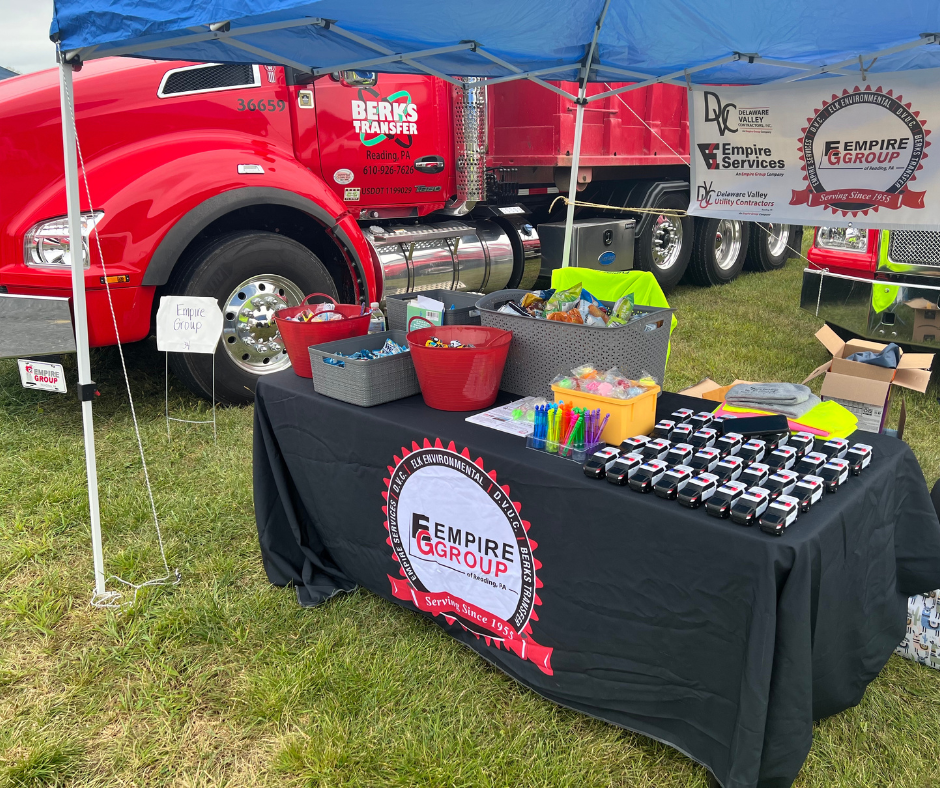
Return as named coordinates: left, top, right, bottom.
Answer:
left=49, top=0, right=940, bottom=596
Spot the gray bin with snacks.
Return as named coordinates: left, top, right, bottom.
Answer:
left=386, top=289, right=483, bottom=332
left=475, top=289, right=672, bottom=398
left=308, top=330, right=419, bottom=407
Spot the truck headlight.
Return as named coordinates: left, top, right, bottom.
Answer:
left=816, top=226, right=868, bottom=253
left=24, top=212, right=104, bottom=268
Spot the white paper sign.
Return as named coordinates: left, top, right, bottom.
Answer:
left=689, top=68, right=940, bottom=230
left=18, top=359, right=67, bottom=393
left=156, top=296, right=223, bottom=354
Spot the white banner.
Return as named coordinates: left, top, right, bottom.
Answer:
left=689, top=68, right=940, bottom=230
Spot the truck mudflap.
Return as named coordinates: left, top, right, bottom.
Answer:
left=0, top=294, right=77, bottom=359
left=801, top=268, right=940, bottom=349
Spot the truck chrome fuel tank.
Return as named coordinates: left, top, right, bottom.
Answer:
left=364, top=220, right=519, bottom=296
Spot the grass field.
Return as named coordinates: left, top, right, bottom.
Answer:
left=1, top=254, right=939, bottom=788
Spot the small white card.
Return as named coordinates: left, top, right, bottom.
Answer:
left=156, top=296, right=223, bottom=354
left=18, top=359, right=67, bottom=393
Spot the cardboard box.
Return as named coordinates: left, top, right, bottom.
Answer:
left=906, top=297, right=940, bottom=344
left=678, top=378, right=755, bottom=402
left=803, top=325, right=934, bottom=433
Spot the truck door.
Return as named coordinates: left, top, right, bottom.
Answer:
left=312, top=72, right=454, bottom=211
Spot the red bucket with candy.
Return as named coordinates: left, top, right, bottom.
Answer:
left=407, top=326, right=512, bottom=411
left=275, top=294, right=370, bottom=378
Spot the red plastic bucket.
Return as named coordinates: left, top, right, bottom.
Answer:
left=275, top=294, right=370, bottom=378
left=407, top=326, right=512, bottom=411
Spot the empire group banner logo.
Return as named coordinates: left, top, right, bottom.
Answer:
left=793, top=85, right=929, bottom=217
left=689, top=68, right=940, bottom=229
left=382, top=438, right=553, bottom=674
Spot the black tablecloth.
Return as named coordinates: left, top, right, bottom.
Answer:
left=253, top=371, right=940, bottom=788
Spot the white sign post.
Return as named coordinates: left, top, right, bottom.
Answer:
left=689, top=68, right=940, bottom=230
left=156, top=296, right=224, bottom=440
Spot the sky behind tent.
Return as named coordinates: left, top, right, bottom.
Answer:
left=0, top=0, right=55, bottom=74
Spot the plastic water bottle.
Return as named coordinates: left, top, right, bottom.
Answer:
left=368, top=301, right=386, bottom=334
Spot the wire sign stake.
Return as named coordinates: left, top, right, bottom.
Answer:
left=156, top=296, right=224, bottom=441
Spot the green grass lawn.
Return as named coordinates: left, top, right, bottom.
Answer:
left=1, top=256, right=938, bottom=788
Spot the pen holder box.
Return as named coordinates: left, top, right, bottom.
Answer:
left=309, top=330, right=419, bottom=407
left=525, top=433, right=605, bottom=464
left=551, top=383, right=660, bottom=445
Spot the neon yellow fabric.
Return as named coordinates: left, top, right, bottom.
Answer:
left=871, top=283, right=899, bottom=314
left=550, top=269, right=678, bottom=361
left=720, top=400, right=858, bottom=439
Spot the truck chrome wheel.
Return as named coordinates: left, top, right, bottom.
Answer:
left=689, top=217, right=750, bottom=287
left=652, top=214, right=684, bottom=270
left=764, top=223, right=791, bottom=258
left=221, top=275, right=305, bottom=373
left=714, top=220, right=744, bottom=271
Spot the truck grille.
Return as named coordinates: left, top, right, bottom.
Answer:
left=888, top=231, right=940, bottom=267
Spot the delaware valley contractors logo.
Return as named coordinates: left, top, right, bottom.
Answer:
left=704, top=90, right=773, bottom=136
left=793, top=85, right=930, bottom=216
left=383, top=439, right=553, bottom=674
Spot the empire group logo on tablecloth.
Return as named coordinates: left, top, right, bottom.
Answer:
left=382, top=438, right=553, bottom=674
left=793, top=85, right=931, bottom=217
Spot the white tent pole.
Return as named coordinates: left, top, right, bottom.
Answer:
left=560, top=99, right=586, bottom=269
left=560, top=0, right=611, bottom=268
left=59, top=59, right=106, bottom=596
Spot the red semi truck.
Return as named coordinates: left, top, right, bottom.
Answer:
left=1, top=59, right=802, bottom=403
left=803, top=227, right=940, bottom=351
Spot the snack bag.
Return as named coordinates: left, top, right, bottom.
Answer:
left=519, top=292, right=548, bottom=318
left=547, top=309, right=583, bottom=324
left=545, top=282, right=581, bottom=317
left=580, top=301, right=609, bottom=327
left=606, top=293, right=635, bottom=327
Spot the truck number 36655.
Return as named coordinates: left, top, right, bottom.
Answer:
left=236, top=99, right=286, bottom=112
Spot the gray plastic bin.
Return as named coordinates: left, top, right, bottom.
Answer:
left=308, top=330, right=419, bottom=407
left=475, top=289, right=672, bottom=397
left=386, top=290, right=483, bottom=332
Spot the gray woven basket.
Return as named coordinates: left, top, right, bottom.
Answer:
left=475, top=289, right=672, bottom=397
left=386, top=290, right=483, bottom=332
left=308, top=330, right=419, bottom=407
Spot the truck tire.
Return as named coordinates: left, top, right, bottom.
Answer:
left=688, top=218, right=750, bottom=286
left=633, top=194, right=693, bottom=293
left=745, top=223, right=797, bottom=272
left=166, top=231, right=338, bottom=405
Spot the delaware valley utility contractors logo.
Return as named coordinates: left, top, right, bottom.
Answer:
left=792, top=85, right=931, bottom=216
left=383, top=439, right=553, bottom=674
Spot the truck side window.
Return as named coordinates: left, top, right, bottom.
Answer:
left=332, top=70, right=378, bottom=88
left=157, top=63, right=261, bottom=98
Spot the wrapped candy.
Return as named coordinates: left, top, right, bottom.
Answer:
left=550, top=364, right=653, bottom=399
